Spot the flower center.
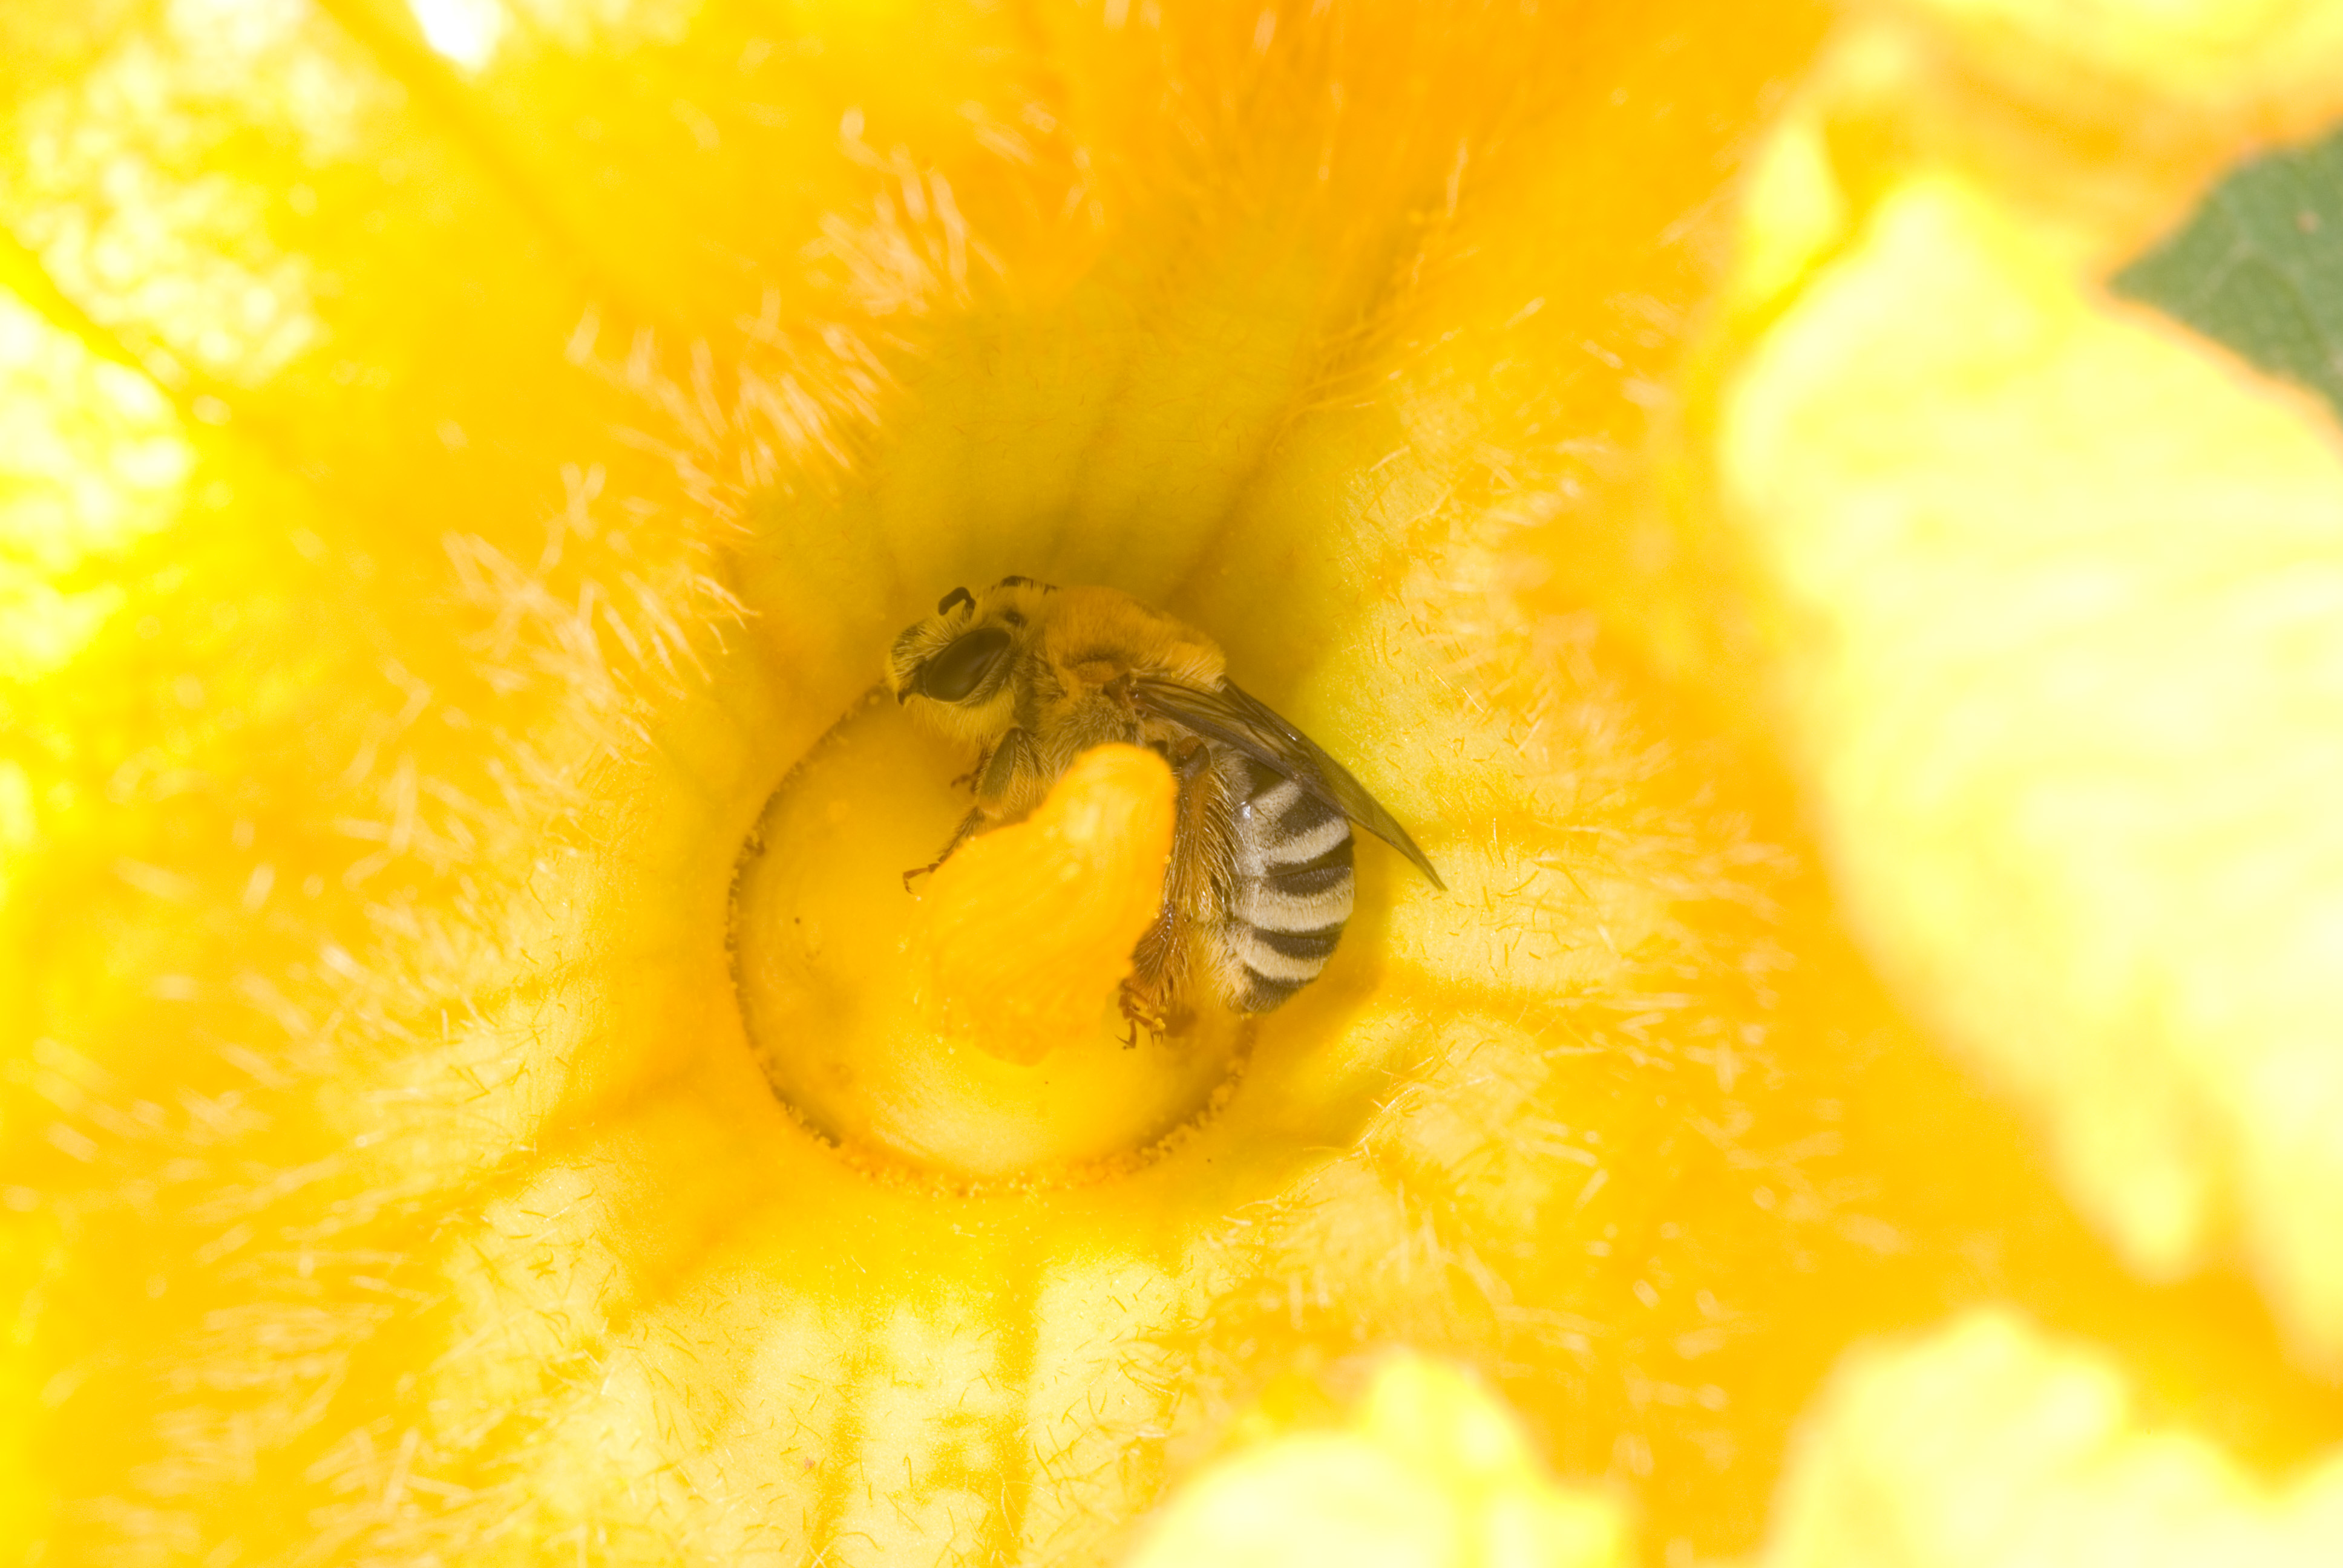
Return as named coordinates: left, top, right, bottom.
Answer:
left=730, top=691, right=1249, bottom=1184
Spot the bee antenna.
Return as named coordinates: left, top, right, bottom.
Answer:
left=938, top=586, right=975, bottom=617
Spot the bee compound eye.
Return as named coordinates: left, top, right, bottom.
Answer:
left=915, top=625, right=1012, bottom=703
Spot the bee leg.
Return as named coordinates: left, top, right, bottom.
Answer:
left=946, top=733, right=1004, bottom=793
left=1116, top=738, right=1214, bottom=1043
left=1115, top=976, right=1172, bottom=1048
left=974, top=727, right=1036, bottom=805
left=903, top=729, right=1036, bottom=891
left=1118, top=889, right=1180, bottom=1042
left=902, top=806, right=986, bottom=892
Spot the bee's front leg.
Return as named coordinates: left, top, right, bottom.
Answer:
left=902, top=805, right=985, bottom=891
left=947, top=733, right=1004, bottom=794
left=902, top=727, right=1037, bottom=890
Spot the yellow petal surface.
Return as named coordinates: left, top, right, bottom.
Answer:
left=1127, top=1353, right=1627, bottom=1568
left=1711, top=0, right=2343, bottom=1562
left=1766, top=1312, right=2343, bottom=1568
left=1722, top=30, right=2343, bottom=1361
left=1886, top=0, right=2343, bottom=144
left=14, top=0, right=2343, bottom=1564
left=1, top=2, right=1875, bottom=1564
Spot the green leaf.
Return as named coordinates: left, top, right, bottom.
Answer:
left=2112, top=125, right=2343, bottom=422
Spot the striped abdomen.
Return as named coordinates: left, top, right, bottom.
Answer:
left=1222, top=754, right=1355, bottom=1011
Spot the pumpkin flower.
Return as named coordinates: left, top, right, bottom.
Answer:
left=5, top=1, right=2343, bottom=1566
left=1713, top=0, right=2343, bottom=1561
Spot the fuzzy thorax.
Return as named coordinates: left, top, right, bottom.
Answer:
left=888, top=580, right=1226, bottom=750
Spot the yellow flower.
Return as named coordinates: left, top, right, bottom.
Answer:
left=1713, top=0, right=2343, bottom=1561
left=6, top=2, right=2342, bottom=1567
left=1127, top=1353, right=1625, bottom=1568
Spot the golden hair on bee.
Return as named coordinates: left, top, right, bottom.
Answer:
left=890, top=577, right=1441, bottom=1034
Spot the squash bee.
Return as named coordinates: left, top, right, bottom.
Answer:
left=886, top=577, right=1443, bottom=1034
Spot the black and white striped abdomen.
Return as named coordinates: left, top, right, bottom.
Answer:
left=1223, top=755, right=1355, bottom=1012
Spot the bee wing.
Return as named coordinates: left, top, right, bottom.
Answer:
left=1130, top=676, right=1446, bottom=890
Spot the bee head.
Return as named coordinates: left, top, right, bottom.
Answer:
left=885, top=577, right=1054, bottom=740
